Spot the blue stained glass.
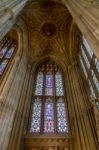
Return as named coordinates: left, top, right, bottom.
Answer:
left=35, top=72, right=43, bottom=96
left=5, top=45, right=15, bottom=58
left=0, top=47, right=8, bottom=59
left=30, top=98, right=41, bottom=133
left=0, top=59, right=8, bottom=75
left=55, top=72, right=64, bottom=96
left=44, top=98, right=54, bottom=132
left=45, top=73, right=53, bottom=96
left=57, top=98, right=68, bottom=133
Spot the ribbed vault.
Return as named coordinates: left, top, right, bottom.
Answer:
left=21, top=0, right=79, bottom=66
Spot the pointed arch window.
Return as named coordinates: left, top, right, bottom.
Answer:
left=0, top=36, right=17, bottom=78
left=29, top=62, right=69, bottom=134
left=79, top=35, right=99, bottom=106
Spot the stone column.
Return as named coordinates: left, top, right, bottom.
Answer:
left=0, top=0, right=28, bottom=40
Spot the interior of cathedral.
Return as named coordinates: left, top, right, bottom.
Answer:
left=0, top=0, right=99, bottom=150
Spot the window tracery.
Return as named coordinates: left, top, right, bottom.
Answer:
left=29, top=62, right=69, bottom=134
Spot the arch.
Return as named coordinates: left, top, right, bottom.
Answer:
left=28, top=60, right=69, bottom=134
left=0, top=16, right=28, bottom=93
left=32, top=55, right=68, bottom=75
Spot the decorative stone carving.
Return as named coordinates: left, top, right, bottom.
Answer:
left=25, top=134, right=73, bottom=149
left=41, top=22, right=56, bottom=38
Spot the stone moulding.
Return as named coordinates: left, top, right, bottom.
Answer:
left=25, top=134, right=73, bottom=149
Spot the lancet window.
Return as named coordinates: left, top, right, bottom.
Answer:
left=0, top=36, right=17, bottom=79
left=29, top=62, right=69, bottom=134
left=79, top=36, right=99, bottom=107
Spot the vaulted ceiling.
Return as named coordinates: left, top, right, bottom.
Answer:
left=21, top=0, right=79, bottom=67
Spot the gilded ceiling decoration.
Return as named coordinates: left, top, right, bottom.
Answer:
left=21, top=0, right=79, bottom=66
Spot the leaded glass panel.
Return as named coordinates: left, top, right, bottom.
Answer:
left=30, top=98, right=41, bottom=133
left=81, top=46, right=90, bottom=69
left=55, top=72, right=64, bottom=96
left=44, top=98, right=54, bottom=132
left=0, top=47, right=8, bottom=59
left=35, top=72, right=43, bottom=96
left=45, top=73, right=53, bottom=96
left=79, top=54, right=88, bottom=78
left=57, top=98, right=68, bottom=133
left=79, top=35, right=99, bottom=104
left=29, top=62, right=69, bottom=134
left=5, top=44, right=16, bottom=58
left=0, top=59, right=8, bottom=75
left=82, top=36, right=93, bottom=58
left=0, top=37, right=16, bottom=78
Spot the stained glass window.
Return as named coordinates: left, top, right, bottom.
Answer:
left=45, top=73, right=53, bottom=96
left=82, top=36, right=93, bottom=58
left=57, top=98, right=68, bottom=133
left=79, top=54, right=88, bottom=78
left=30, top=98, right=41, bottom=133
left=35, top=72, right=43, bottom=96
left=29, top=62, right=69, bottom=134
left=0, top=36, right=16, bottom=78
left=79, top=35, right=99, bottom=103
left=55, top=72, right=64, bottom=96
left=0, top=59, right=8, bottom=75
left=81, top=46, right=90, bottom=69
left=44, top=98, right=54, bottom=132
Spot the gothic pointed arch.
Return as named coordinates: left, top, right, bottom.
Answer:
left=28, top=60, right=69, bottom=134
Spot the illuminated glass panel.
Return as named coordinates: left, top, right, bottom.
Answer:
left=30, top=98, right=41, bottom=133
left=55, top=72, right=64, bottom=96
left=81, top=46, right=90, bottom=69
left=35, top=72, right=43, bottom=96
left=88, top=80, right=96, bottom=99
left=29, top=62, right=69, bottom=134
left=0, top=39, right=12, bottom=59
left=0, top=37, right=16, bottom=78
left=57, top=98, right=68, bottom=133
left=91, top=70, right=99, bottom=92
left=0, top=59, right=8, bottom=75
left=45, top=73, right=53, bottom=96
left=5, top=44, right=16, bottom=58
left=0, top=46, right=8, bottom=59
left=95, top=58, right=99, bottom=73
left=82, top=36, right=93, bottom=58
left=79, top=54, right=88, bottom=78
left=44, top=98, right=54, bottom=132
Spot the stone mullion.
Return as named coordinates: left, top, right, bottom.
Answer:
left=77, top=65, right=99, bottom=149
left=80, top=53, right=99, bottom=98
left=41, top=70, right=46, bottom=133
left=53, top=69, right=57, bottom=133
